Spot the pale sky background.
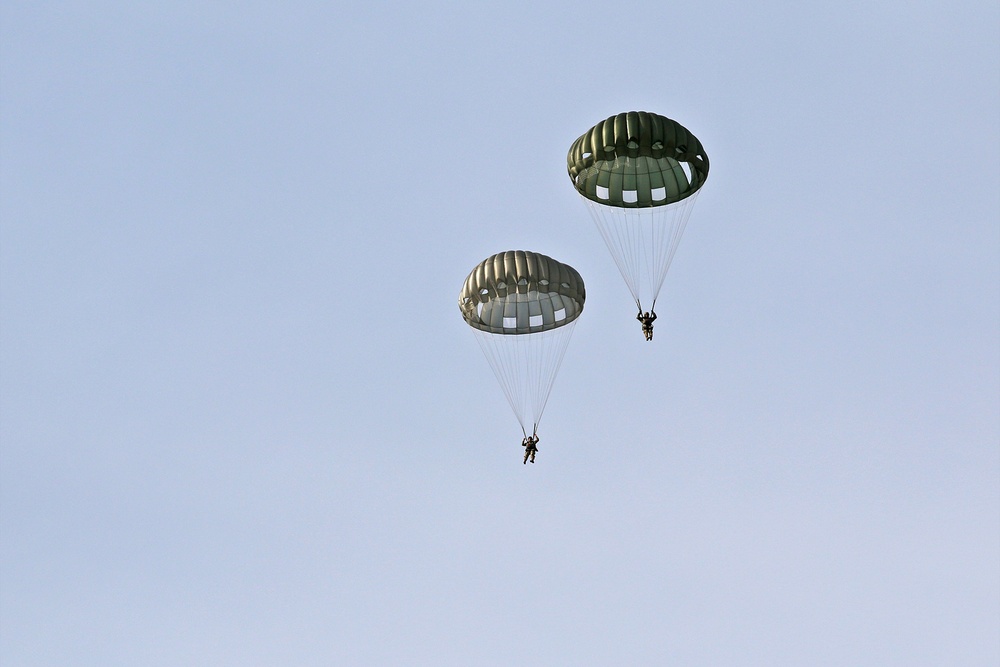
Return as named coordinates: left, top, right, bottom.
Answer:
left=1, top=2, right=998, bottom=665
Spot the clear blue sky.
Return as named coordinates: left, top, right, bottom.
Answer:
left=2, top=2, right=998, bottom=665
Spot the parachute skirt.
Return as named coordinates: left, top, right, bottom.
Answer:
left=580, top=191, right=700, bottom=310
left=470, top=324, right=578, bottom=438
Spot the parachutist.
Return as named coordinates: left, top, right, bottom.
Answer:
left=637, top=310, right=657, bottom=341
left=568, top=113, right=707, bottom=343
left=522, top=434, right=539, bottom=464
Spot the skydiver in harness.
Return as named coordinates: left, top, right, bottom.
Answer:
left=522, top=432, right=539, bottom=464
left=637, top=307, right=657, bottom=341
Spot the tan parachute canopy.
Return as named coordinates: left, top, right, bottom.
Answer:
left=567, top=111, right=709, bottom=208
left=459, top=250, right=585, bottom=335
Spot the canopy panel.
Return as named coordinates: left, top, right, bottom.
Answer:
left=567, top=111, right=709, bottom=208
left=459, top=250, right=585, bottom=335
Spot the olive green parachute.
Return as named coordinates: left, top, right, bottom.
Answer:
left=459, top=250, right=585, bottom=335
left=567, top=112, right=709, bottom=321
left=567, top=111, right=709, bottom=208
left=459, top=251, right=585, bottom=437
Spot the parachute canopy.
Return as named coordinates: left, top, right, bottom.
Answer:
left=459, top=250, right=585, bottom=335
left=567, top=111, right=709, bottom=209
left=567, top=112, right=709, bottom=315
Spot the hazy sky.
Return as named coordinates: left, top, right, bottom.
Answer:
left=2, top=2, right=998, bottom=665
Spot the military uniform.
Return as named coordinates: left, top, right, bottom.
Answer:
left=637, top=311, right=657, bottom=341
left=522, top=435, right=539, bottom=464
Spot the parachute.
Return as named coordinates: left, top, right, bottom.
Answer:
left=459, top=251, right=585, bottom=437
left=567, top=111, right=709, bottom=327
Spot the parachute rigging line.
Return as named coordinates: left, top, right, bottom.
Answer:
left=582, top=191, right=699, bottom=310
left=471, top=323, right=578, bottom=436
